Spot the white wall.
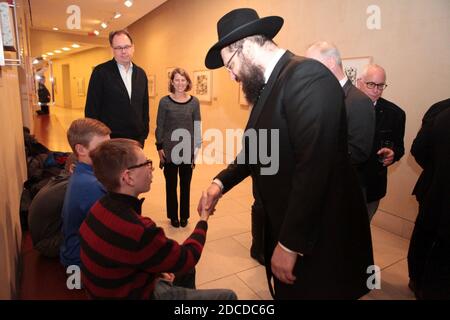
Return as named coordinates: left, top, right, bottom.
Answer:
left=51, top=47, right=111, bottom=109
left=0, top=0, right=33, bottom=299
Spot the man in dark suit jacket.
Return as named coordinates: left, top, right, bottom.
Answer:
left=357, top=64, right=406, bottom=221
left=37, top=76, right=51, bottom=115
left=306, top=41, right=375, bottom=190
left=200, top=8, right=374, bottom=299
left=85, top=30, right=149, bottom=146
left=408, top=98, right=450, bottom=299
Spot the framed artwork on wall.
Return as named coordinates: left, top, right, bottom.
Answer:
left=76, top=77, right=85, bottom=96
left=0, top=23, right=5, bottom=66
left=166, top=67, right=175, bottom=79
left=0, top=2, right=17, bottom=52
left=165, top=67, right=175, bottom=92
left=342, top=56, right=373, bottom=86
left=148, top=74, right=156, bottom=97
left=52, top=76, right=57, bottom=95
left=193, top=70, right=212, bottom=102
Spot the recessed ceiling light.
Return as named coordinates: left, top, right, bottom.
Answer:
left=93, top=30, right=100, bottom=36
left=100, top=22, right=107, bottom=29
left=114, top=12, right=121, bottom=19
left=32, top=59, right=40, bottom=64
left=124, top=0, right=133, bottom=8
left=54, top=50, right=62, bottom=53
left=71, top=43, right=80, bottom=48
left=47, top=52, right=54, bottom=56
left=42, top=54, right=47, bottom=58
left=52, top=27, right=59, bottom=31
left=62, top=47, right=71, bottom=51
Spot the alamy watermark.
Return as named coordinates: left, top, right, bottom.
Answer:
left=366, top=265, right=381, bottom=290
left=66, top=265, right=81, bottom=289
left=66, top=264, right=381, bottom=290
left=367, top=5, right=381, bottom=30
left=169, top=121, right=280, bottom=175
left=66, top=5, right=81, bottom=30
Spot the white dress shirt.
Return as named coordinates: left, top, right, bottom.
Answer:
left=339, top=76, right=349, bottom=88
left=117, top=62, right=133, bottom=99
left=264, top=49, right=286, bottom=83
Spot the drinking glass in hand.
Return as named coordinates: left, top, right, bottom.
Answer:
left=378, top=140, right=394, bottom=163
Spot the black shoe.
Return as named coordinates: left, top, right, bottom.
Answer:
left=180, top=219, right=188, bottom=228
left=171, top=219, right=180, bottom=228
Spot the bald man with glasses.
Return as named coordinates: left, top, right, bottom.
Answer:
left=305, top=41, right=375, bottom=193
left=357, top=64, right=406, bottom=221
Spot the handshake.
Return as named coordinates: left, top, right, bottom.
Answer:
left=197, top=182, right=223, bottom=221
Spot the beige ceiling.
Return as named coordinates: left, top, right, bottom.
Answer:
left=30, top=0, right=167, bottom=59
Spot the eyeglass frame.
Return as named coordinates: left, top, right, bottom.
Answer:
left=224, top=47, right=240, bottom=70
left=127, top=159, right=153, bottom=170
left=365, top=82, right=388, bottom=90
left=112, top=45, right=133, bottom=51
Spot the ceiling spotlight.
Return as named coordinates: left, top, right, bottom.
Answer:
left=114, top=12, right=121, bottom=19
left=124, top=0, right=133, bottom=8
left=54, top=50, right=62, bottom=53
left=52, top=27, right=59, bottom=31
left=101, top=22, right=107, bottom=29
left=62, top=47, right=71, bottom=51
left=93, top=30, right=100, bottom=36
left=42, top=54, right=47, bottom=58
left=47, top=52, right=54, bottom=56
left=71, top=43, right=80, bottom=48
left=32, top=59, right=40, bottom=64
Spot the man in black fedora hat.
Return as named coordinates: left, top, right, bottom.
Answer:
left=198, top=8, right=374, bottom=299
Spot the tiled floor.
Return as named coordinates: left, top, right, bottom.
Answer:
left=33, top=105, right=415, bottom=300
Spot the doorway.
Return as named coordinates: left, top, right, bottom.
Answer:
left=61, top=64, right=72, bottom=108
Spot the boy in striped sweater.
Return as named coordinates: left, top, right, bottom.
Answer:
left=79, top=138, right=236, bottom=300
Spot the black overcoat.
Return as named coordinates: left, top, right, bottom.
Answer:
left=216, top=52, right=374, bottom=299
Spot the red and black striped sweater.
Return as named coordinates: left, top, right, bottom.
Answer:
left=79, top=192, right=207, bottom=299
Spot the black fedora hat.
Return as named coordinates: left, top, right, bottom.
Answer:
left=205, top=8, right=283, bottom=69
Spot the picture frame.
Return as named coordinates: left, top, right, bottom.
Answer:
left=341, top=56, right=373, bottom=86
left=0, top=23, right=5, bottom=66
left=193, top=70, right=212, bottom=102
left=166, top=67, right=175, bottom=80
left=148, top=74, right=156, bottom=97
left=52, top=76, right=57, bottom=95
left=165, top=67, right=175, bottom=92
left=238, top=83, right=248, bottom=106
left=0, top=2, right=17, bottom=52
left=76, top=77, right=85, bottom=96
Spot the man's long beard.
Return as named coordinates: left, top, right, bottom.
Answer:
left=238, top=59, right=265, bottom=106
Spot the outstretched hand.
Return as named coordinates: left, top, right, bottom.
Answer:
left=197, top=183, right=222, bottom=216
left=199, top=191, right=210, bottom=221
